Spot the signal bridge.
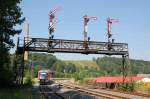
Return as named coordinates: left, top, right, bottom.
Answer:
left=15, top=37, right=129, bottom=85
left=14, top=7, right=130, bottom=85
left=21, top=38, right=128, bottom=55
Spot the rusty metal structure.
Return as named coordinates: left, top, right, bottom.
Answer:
left=23, top=38, right=128, bottom=55
left=13, top=7, right=130, bottom=85
left=13, top=38, right=24, bottom=85
left=14, top=37, right=129, bottom=85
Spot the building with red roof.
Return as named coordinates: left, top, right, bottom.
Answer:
left=95, top=76, right=143, bottom=83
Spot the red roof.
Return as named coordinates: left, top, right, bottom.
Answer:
left=95, top=76, right=143, bottom=83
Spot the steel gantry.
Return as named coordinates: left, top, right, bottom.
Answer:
left=14, top=37, right=130, bottom=85
left=24, top=38, right=128, bottom=55
left=13, top=7, right=130, bottom=85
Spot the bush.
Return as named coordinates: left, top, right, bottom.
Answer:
left=24, top=71, right=32, bottom=86
left=79, top=78, right=89, bottom=84
left=0, top=69, right=13, bottom=87
left=118, top=82, right=136, bottom=92
left=145, top=86, right=150, bottom=93
left=0, top=88, right=37, bottom=99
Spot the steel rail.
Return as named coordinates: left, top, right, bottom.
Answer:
left=59, top=83, right=125, bottom=99
left=39, top=85, right=66, bottom=99
left=60, top=83, right=150, bottom=99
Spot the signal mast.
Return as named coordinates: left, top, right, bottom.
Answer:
left=48, top=6, right=61, bottom=39
left=107, top=17, right=119, bottom=42
left=83, top=15, right=97, bottom=49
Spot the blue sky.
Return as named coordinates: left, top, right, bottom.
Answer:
left=15, top=0, right=150, bottom=61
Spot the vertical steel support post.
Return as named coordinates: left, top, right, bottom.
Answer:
left=122, top=55, right=126, bottom=84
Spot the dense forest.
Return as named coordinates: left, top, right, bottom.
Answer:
left=0, top=0, right=24, bottom=86
left=27, top=53, right=150, bottom=81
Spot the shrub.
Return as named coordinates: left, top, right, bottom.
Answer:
left=145, top=86, right=150, bottom=93
left=118, top=82, right=136, bottom=92
left=24, top=71, right=32, bottom=86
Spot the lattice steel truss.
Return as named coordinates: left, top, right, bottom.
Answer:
left=24, top=38, right=128, bottom=55
left=15, top=37, right=129, bottom=85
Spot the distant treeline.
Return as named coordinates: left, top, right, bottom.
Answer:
left=95, top=57, right=150, bottom=75
left=27, top=53, right=150, bottom=80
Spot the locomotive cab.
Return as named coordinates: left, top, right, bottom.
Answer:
left=38, top=69, right=51, bottom=85
left=39, top=72, right=47, bottom=84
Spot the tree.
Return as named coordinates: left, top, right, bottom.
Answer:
left=46, top=54, right=57, bottom=68
left=0, top=0, right=25, bottom=47
left=0, top=0, right=25, bottom=85
left=51, top=60, right=66, bottom=73
left=29, top=53, right=57, bottom=68
left=66, top=63, right=76, bottom=73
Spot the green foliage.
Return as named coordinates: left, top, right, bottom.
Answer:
left=73, top=72, right=83, bottom=81
left=29, top=53, right=57, bottom=68
left=144, top=86, right=150, bottom=93
left=96, top=57, right=122, bottom=75
left=24, top=71, right=32, bottom=86
left=64, top=60, right=98, bottom=69
left=96, top=56, right=150, bottom=75
left=32, top=66, right=39, bottom=77
left=65, top=63, right=76, bottom=73
left=0, top=88, right=37, bottom=99
left=52, top=60, right=66, bottom=73
left=28, top=53, right=58, bottom=77
left=78, top=78, right=93, bottom=84
left=0, top=0, right=24, bottom=86
left=73, top=69, right=103, bottom=81
left=135, top=82, right=150, bottom=93
left=118, top=82, right=136, bottom=92
left=130, top=59, right=150, bottom=74
left=0, top=45, right=13, bottom=86
left=119, top=82, right=150, bottom=93
left=26, top=53, right=150, bottom=86
left=0, top=0, right=25, bottom=47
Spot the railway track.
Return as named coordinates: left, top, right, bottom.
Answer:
left=38, top=82, right=150, bottom=99
left=59, top=83, right=124, bottom=99
left=85, top=84, right=150, bottom=98
left=59, top=82, right=150, bottom=99
left=39, top=85, right=66, bottom=99
left=105, top=88, right=150, bottom=98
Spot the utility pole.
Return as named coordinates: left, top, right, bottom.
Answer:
left=24, top=23, right=29, bottom=61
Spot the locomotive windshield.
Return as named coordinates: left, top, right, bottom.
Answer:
left=39, top=72, right=46, bottom=79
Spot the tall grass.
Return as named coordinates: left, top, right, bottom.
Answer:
left=0, top=88, right=37, bottom=99
left=135, top=82, right=150, bottom=93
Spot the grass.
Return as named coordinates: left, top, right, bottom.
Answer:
left=134, top=82, right=150, bottom=94
left=0, top=87, right=38, bottom=99
left=64, top=60, right=99, bottom=68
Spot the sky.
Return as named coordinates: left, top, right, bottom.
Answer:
left=14, top=0, right=150, bottom=61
